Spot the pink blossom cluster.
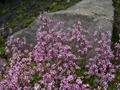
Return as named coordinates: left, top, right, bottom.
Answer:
left=0, top=36, right=34, bottom=90
left=85, top=30, right=115, bottom=90
left=114, top=34, right=120, bottom=90
left=0, top=14, right=120, bottom=90
left=32, top=14, right=91, bottom=90
left=0, top=14, right=90, bottom=90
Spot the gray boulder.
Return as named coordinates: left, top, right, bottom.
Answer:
left=13, top=0, right=114, bottom=54
left=13, top=0, right=114, bottom=45
left=12, top=0, right=114, bottom=64
left=46, top=0, right=114, bottom=41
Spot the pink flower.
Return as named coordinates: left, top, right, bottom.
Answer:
left=76, top=78, right=82, bottom=85
left=34, top=83, right=40, bottom=90
left=67, top=75, right=74, bottom=82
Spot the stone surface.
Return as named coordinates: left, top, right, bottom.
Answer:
left=46, top=0, right=114, bottom=41
left=13, top=0, right=114, bottom=45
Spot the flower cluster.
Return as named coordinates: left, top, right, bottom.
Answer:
left=0, top=13, right=120, bottom=90
left=85, top=30, right=115, bottom=89
left=0, top=14, right=90, bottom=90
left=0, top=36, right=35, bottom=89
left=32, top=14, right=90, bottom=90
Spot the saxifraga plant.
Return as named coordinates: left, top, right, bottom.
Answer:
left=0, top=13, right=120, bottom=90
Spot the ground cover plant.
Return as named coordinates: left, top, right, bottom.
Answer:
left=0, top=14, right=120, bottom=90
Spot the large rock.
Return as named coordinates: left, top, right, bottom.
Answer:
left=13, top=0, right=114, bottom=46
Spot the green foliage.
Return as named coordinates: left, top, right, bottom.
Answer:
left=0, top=36, right=5, bottom=46
left=0, top=74, right=3, bottom=81
left=111, top=23, right=119, bottom=49
left=48, top=2, right=59, bottom=12
left=108, top=70, right=120, bottom=90
left=0, top=47, right=5, bottom=56
left=30, top=70, right=42, bottom=86
left=5, top=21, right=17, bottom=30
left=22, top=17, right=35, bottom=27
left=48, top=0, right=80, bottom=13
left=111, top=0, right=120, bottom=49
left=0, top=36, right=5, bottom=58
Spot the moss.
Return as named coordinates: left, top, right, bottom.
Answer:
left=22, top=17, right=35, bottom=27
left=111, top=0, right=120, bottom=49
left=1, top=9, right=6, bottom=14
left=0, top=46, right=5, bottom=56
left=48, top=5, right=61, bottom=13
left=0, top=36, right=5, bottom=46
left=5, top=21, right=17, bottom=30
left=111, top=25, right=119, bottom=50
left=48, top=0, right=80, bottom=13
left=17, top=14, right=23, bottom=20
left=0, top=36, right=5, bottom=58
left=112, top=23, right=119, bottom=42
left=16, top=9, right=23, bottom=14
